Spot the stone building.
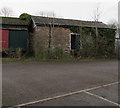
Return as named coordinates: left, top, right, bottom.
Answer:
left=29, top=16, right=115, bottom=56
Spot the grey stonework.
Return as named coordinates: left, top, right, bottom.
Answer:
left=33, top=26, right=71, bottom=55
left=51, top=27, right=71, bottom=51
left=34, top=26, right=49, bottom=55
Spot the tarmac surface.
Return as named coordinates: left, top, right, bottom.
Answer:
left=2, top=60, right=119, bottom=107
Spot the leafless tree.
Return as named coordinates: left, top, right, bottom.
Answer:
left=107, top=19, right=118, bottom=28
left=92, top=4, right=102, bottom=37
left=91, top=3, right=103, bottom=55
left=47, top=12, right=56, bottom=49
left=0, top=7, right=13, bottom=17
left=37, top=11, right=56, bottom=49
left=36, top=11, right=46, bottom=17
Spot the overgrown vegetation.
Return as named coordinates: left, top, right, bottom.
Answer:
left=70, top=27, right=116, bottom=58
left=2, top=55, right=117, bottom=62
left=2, top=20, right=117, bottom=61
left=18, top=13, right=116, bottom=60
left=35, top=48, right=70, bottom=60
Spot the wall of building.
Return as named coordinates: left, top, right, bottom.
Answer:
left=33, top=26, right=71, bottom=55
left=31, top=25, right=116, bottom=57
left=51, top=27, right=71, bottom=51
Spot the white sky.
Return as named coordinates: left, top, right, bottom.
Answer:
left=0, top=0, right=119, bottom=24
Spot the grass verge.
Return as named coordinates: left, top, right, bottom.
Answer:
left=2, top=56, right=118, bottom=63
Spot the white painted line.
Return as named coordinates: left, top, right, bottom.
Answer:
left=102, top=82, right=119, bottom=87
left=12, top=81, right=119, bottom=108
left=84, top=91, right=120, bottom=106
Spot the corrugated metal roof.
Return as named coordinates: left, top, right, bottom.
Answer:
left=0, top=17, right=28, bottom=25
left=32, top=16, right=111, bottom=29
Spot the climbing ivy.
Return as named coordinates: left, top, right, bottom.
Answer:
left=69, top=26, right=116, bottom=57
left=19, top=13, right=32, bottom=25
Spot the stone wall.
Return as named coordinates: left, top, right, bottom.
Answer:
left=33, top=26, right=71, bottom=55
left=52, top=27, right=71, bottom=51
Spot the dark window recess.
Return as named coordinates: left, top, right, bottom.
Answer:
left=71, top=34, right=80, bottom=50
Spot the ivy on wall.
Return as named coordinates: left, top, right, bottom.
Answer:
left=18, top=14, right=116, bottom=58
left=69, top=26, right=116, bottom=57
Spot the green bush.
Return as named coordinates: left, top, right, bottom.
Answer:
left=35, top=50, right=50, bottom=60
left=53, top=48, right=65, bottom=59
left=19, top=13, right=32, bottom=25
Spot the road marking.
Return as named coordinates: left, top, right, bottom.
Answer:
left=12, top=81, right=119, bottom=108
left=84, top=91, right=120, bottom=106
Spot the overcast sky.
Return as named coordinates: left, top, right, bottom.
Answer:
left=0, top=0, right=119, bottom=24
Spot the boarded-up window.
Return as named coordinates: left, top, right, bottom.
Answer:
left=9, top=30, right=28, bottom=50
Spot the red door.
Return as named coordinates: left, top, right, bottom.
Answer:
left=0, top=30, right=9, bottom=51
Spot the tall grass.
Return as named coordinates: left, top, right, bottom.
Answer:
left=35, top=48, right=70, bottom=60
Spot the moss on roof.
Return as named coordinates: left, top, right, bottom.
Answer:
left=0, top=17, right=29, bottom=25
